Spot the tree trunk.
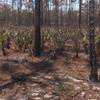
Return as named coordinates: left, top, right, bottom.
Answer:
left=79, top=0, right=82, bottom=36
left=89, top=0, right=98, bottom=81
left=34, top=0, right=41, bottom=57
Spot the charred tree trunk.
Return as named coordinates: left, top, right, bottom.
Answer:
left=79, top=0, right=82, bottom=35
left=18, top=8, right=21, bottom=26
left=60, top=0, right=63, bottom=26
left=17, top=0, right=22, bottom=26
left=89, top=0, right=98, bottom=81
left=34, top=0, right=41, bottom=56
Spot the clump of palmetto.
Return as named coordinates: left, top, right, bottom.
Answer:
left=1, top=26, right=99, bottom=58
left=14, top=29, right=33, bottom=52
left=41, top=27, right=68, bottom=56
left=41, top=27, right=81, bottom=58
left=0, top=26, right=34, bottom=56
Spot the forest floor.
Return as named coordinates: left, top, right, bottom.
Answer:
left=0, top=43, right=100, bottom=100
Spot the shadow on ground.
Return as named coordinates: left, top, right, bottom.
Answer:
left=0, top=58, right=55, bottom=90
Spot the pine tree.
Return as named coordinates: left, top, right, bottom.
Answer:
left=34, top=0, right=41, bottom=56
left=89, top=0, right=98, bottom=81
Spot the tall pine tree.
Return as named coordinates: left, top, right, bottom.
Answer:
left=34, top=0, right=41, bottom=56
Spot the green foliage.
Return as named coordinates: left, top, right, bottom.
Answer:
left=41, top=28, right=68, bottom=51
left=95, top=34, right=100, bottom=51
left=0, top=27, right=34, bottom=53
left=95, top=34, right=100, bottom=43
left=0, top=31, right=10, bottom=46
left=14, top=31, right=33, bottom=52
left=1, top=27, right=99, bottom=56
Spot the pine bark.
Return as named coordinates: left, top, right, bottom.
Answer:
left=89, top=0, right=98, bottom=81
left=34, top=0, right=41, bottom=56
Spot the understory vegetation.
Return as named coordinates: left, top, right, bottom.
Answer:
left=0, top=27, right=100, bottom=57
left=0, top=0, right=100, bottom=99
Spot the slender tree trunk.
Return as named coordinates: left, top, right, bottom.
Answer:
left=86, top=0, right=89, bottom=31
left=79, top=0, right=82, bottom=35
left=68, top=0, right=72, bottom=27
left=60, top=0, right=63, bottom=26
left=18, top=8, right=21, bottom=26
left=66, top=0, right=68, bottom=26
left=49, top=0, right=52, bottom=26
left=34, top=0, right=41, bottom=56
left=17, top=0, right=22, bottom=26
